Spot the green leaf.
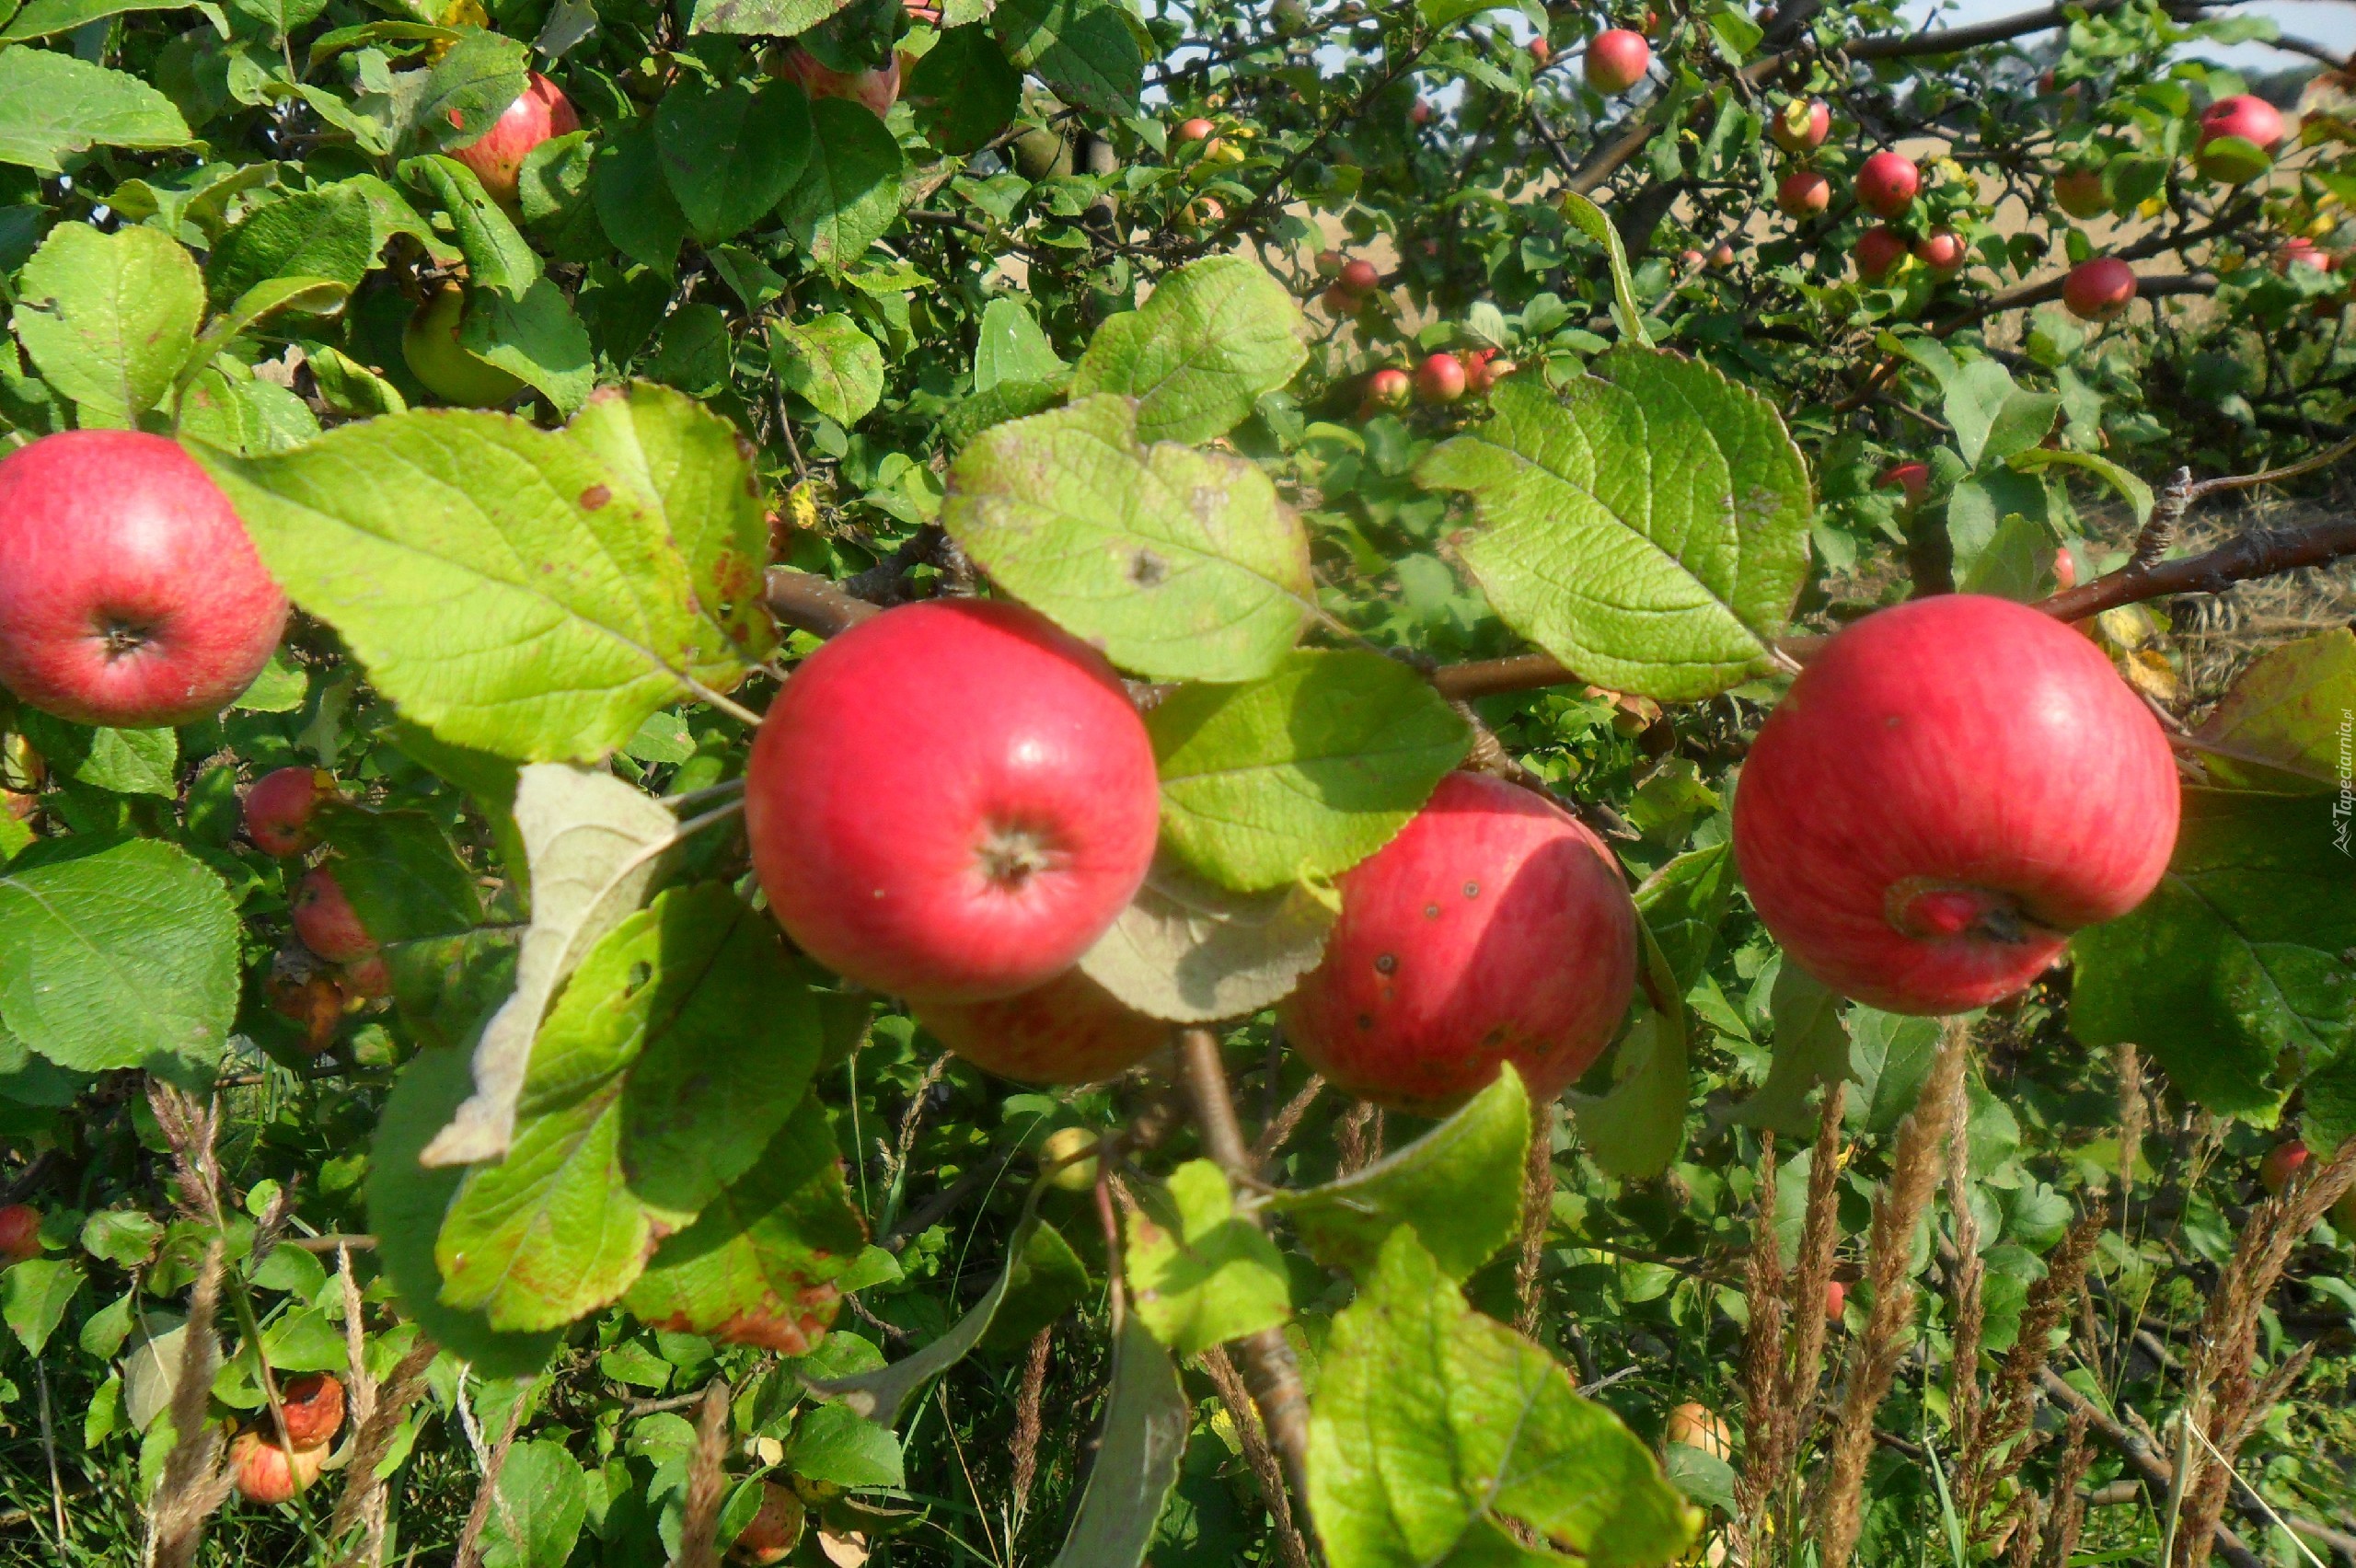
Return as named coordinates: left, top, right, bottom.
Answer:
left=401, top=155, right=542, bottom=299
left=479, top=1439, right=589, bottom=1568
left=1724, top=965, right=1850, bottom=1136
left=1634, top=843, right=1734, bottom=993
left=461, top=277, right=597, bottom=416
left=402, top=27, right=529, bottom=155
left=788, top=1401, right=906, bottom=1488
left=1846, top=1006, right=1943, bottom=1136
left=1126, top=1160, right=1290, bottom=1356
left=0, top=51, right=191, bottom=172
left=4, top=1258, right=82, bottom=1355
left=780, top=98, right=907, bottom=269
left=593, top=119, right=689, bottom=278
left=314, top=801, right=482, bottom=945
left=687, top=0, right=848, bottom=32
left=228, top=0, right=324, bottom=40
left=191, top=406, right=754, bottom=763
left=625, top=1099, right=866, bottom=1353
left=769, top=314, right=884, bottom=426
left=1557, top=190, right=1653, bottom=348
left=15, top=712, right=177, bottom=797
left=12, top=222, right=202, bottom=426
left=437, top=884, right=821, bottom=1331
left=2190, top=628, right=2355, bottom=794
left=1070, top=256, right=1308, bottom=444
left=1078, top=853, right=1334, bottom=1022
left=1271, top=1066, right=1530, bottom=1281
left=905, top=26, right=1022, bottom=155
left=656, top=77, right=814, bottom=246
left=2072, top=789, right=2355, bottom=1119
left=993, top=0, right=1143, bottom=118
left=202, top=186, right=376, bottom=307
left=2, top=0, right=201, bottom=40
left=1567, top=1006, right=1689, bottom=1180
left=1045, top=1316, right=1191, bottom=1568
left=1418, top=354, right=1811, bottom=701
left=1147, top=650, right=1468, bottom=892
left=1308, top=1228, right=1698, bottom=1568
left=941, top=395, right=1313, bottom=681
left=2008, top=448, right=2153, bottom=526
left=177, top=365, right=322, bottom=455
left=974, top=295, right=1067, bottom=393
left=367, top=1047, right=563, bottom=1378
left=0, top=839, right=237, bottom=1077
left=976, top=1219, right=1090, bottom=1352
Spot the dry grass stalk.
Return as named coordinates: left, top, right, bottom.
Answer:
left=2042, top=1412, right=2096, bottom=1568
left=1735, top=1127, right=1784, bottom=1542
left=146, top=1240, right=233, bottom=1568
left=1780, top=1082, right=1851, bottom=1465
left=2174, top=1136, right=2356, bottom=1568
left=1335, top=1099, right=1376, bottom=1175
left=1011, top=1326, right=1052, bottom=1521
left=1200, top=1343, right=1312, bottom=1568
left=1975, top=1203, right=2107, bottom=1509
left=2114, top=1044, right=2147, bottom=1199
left=1814, top=1019, right=1971, bottom=1568
left=673, top=1378, right=735, bottom=1568
left=329, top=1335, right=440, bottom=1563
left=1249, top=1074, right=1325, bottom=1168
left=453, top=1397, right=525, bottom=1568
left=1514, top=1101, right=1557, bottom=1337
left=1946, top=1105, right=1988, bottom=1532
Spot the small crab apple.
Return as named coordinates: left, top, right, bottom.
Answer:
left=1680, top=248, right=1706, bottom=269
left=1854, top=225, right=1908, bottom=282
left=732, top=1481, right=806, bottom=1564
left=268, top=970, right=346, bottom=1054
left=1776, top=168, right=1831, bottom=219
left=2277, top=236, right=2332, bottom=274
left=1410, top=98, right=1435, bottom=125
left=449, top=73, right=578, bottom=206
left=402, top=284, right=525, bottom=408
left=230, top=1429, right=325, bottom=1505
left=913, top=967, right=1165, bottom=1084
left=1360, top=366, right=1413, bottom=415
left=1413, top=351, right=1467, bottom=404
left=2259, top=1140, right=2310, bottom=1195
left=1174, top=195, right=1224, bottom=234
left=1338, top=257, right=1380, bottom=294
left=1281, top=772, right=1639, bottom=1115
left=2063, top=257, right=2137, bottom=322
left=745, top=600, right=1161, bottom=1003
left=292, top=867, right=377, bottom=965
left=1732, top=594, right=2179, bottom=1015
left=1585, top=28, right=1651, bottom=93
left=1825, top=1279, right=1848, bottom=1322
left=0, top=431, right=287, bottom=729
left=275, top=1372, right=344, bottom=1451
left=1877, top=461, right=1931, bottom=503
left=1038, top=1126, right=1103, bottom=1192
left=2054, top=167, right=2108, bottom=219
left=1710, top=241, right=1737, bottom=267
left=1322, top=282, right=1366, bottom=317
left=1770, top=97, right=1831, bottom=154
left=1175, top=116, right=1217, bottom=144
left=1855, top=150, right=1920, bottom=218
left=1529, top=35, right=1552, bottom=66
left=1913, top=227, right=1967, bottom=276
left=243, top=767, right=333, bottom=858
left=771, top=46, right=901, bottom=118
left=0, top=1205, right=40, bottom=1266
left=2198, top=94, right=2285, bottom=154
left=1666, top=1403, right=1733, bottom=1461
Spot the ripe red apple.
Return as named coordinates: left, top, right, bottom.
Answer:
left=450, top=73, right=578, bottom=206
left=2063, top=257, right=2137, bottom=322
left=1855, top=151, right=1920, bottom=218
left=1281, top=772, right=1638, bottom=1114
left=1338, top=257, right=1380, bottom=294
left=1825, top=1278, right=1847, bottom=1322
left=2052, top=548, right=2078, bottom=591
left=1586, top=29, right=1651, bottom=94
left=1732, top=594, right=2179, bottom=1015
left=402, top=284, right=525, bottom=408
left=2054, top=167, right=2108, bottom=220
left=1413, top=351, right=1467, bottom=404
left=2198, top=94, right=2285, bottom=154
left=1359, top=366, right=1412, bottom=416
left=1176, top=116, right=1217, bottom=144
left=0, top=1204, right=40, bottom=1265
left=344, top=952, right=392, bottom=999
left=0, top=432, right=287, bottom=730
left=1529, top=36, right=1553, bottom=66
left=914, top=966, right=1164, bottom=1084
left=1410, top=98, right=1435, bottom=125
left=2277, top=236, right=2332, bottom=274
left=1462, top=351, right=1513, bottom=396
left=1710, top=241, right=1737, bottom=267
left=733, top=1481, right=806, bottom=1564
left=1666, top=1402, right=1732, bottom=1460
left=292, top=867, right=377, bottom=965
left=268, top=970, right=346, bottom=1053
left=772, top=47, right=900, bottom=119
left=1854, top=225, right=1908, bottom=282
left=1175, top=195, right=1225, bottom=234
left=275, top=1372, right=344, bottom=1451
left=1776, top=169, right=1831, bottom=219
left=745, top=601, right=1160, bottom=1002
left=243, top=767, right=333, bottom=858
left=230, top=1429, right=324, bottom=1505
left=1876, top=461, right=1931, bottom=503
left=1679, top=248, right=1706, bottom=269
left=1322, top=282, right=1366, bottom=316
left=1913, top=227, right=1967, bottom=277
left=1770, top=98, right=1831, bottom=154
left=2259, top=1140, right=2310, bottom=1195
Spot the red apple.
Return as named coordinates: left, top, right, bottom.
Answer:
left=292, top=867, right=377, bottom=965
left=1410, top=98, right=1435, bottom=125
left=231, top=1429, right=324, bottom=1505
left=1322, top=282, right=1365, bottom=317
left=1877, top=460, right=1930, bottom=502
left=1855, top=150, right=1920, bottom=218
left=1913, top=227, right=1968, bottom=277
left=2259, top=1140, right=2310, bottom=1195
left=1281, top=772, right=1638, bottom=1114
left=745, top=601, right=1160, bottom=1002
left=243, top=767, right=332, bottom=858
left=1463, top=352, right=1513, bottom=395
left=0, top=1204, right=40, bottom=1265
left=2198, top=94, right=2285, bottom=154
left=1732, top=594, right=2179, bottom=1015
left=2277, top=236, right=2332, bottom=274
left=1680, top=248, right=1706, bottom=269
left=1176, top=116, right=1217, bottom=144
left=1710, top=241, right=1737, bottom=267
left=1854, top=225, right=1908, bottom=282
left=1360, top=366, right=1413, bottom=415
left=267, top=971, right=346, bottom=1053
left=450, top=73, right=578, bottom=206
left=0, top=432, right=286, bottom=730
left=1175, top=195, right=1225, bottom=234
left=733, top=1481, right=806, bottom=1564
left=773, top=47, right=900, bottom=119
left=344, top=952, right=392, bottom=1000
left=1338, top=257, right=1380, bottom=294
left=2054, top=167, right=2108, bottom=219
left=402, top=284, right=525, bottom=408
left=2063, top=257, right=2137, bottom=322
left=914, top=966, right=1165, bottom=1084
left=1529, top=36, right=1553, bottom=66
left=275, top=1372, right=344, bottom=1451
left=1666, top=1402, right=1733, bottom=1460
left=1770, top=98, right=1831, bottom=154
left=1776, top=169, right=1831, bottom=219
left=1413, top=351, right=1467, bottom=404
left=1825, top=1278, right=1847, bottom=1322
left=1586, top=29, right=1651, bottom=94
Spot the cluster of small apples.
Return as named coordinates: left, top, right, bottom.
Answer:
left=1357, top=345, right=1517, bottom=417
left=1315, top=247, right=1385, bottom=317
left=2258, top=1140, right=2356, bottom=1231
left=248, top=766, right=401, bottom=1049
left=1171, top=115, right=1250, bottom=233
left=230, top=1372, right=348, bottom=1505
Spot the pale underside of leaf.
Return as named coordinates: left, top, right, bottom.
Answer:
left=1077, top=854, right=1333, bottom=1021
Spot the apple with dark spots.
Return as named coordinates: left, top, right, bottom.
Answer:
left=1777, top=169, right=1831, bottom=219
left=276, top=1372, right=344, bottom=1450
left=1855, top=151, right=1919, bottom=218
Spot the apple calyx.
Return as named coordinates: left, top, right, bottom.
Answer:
left=1882, top=877, right=2053, bottom=947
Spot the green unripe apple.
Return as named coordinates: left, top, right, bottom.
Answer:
left=401, top=284, right=525, bottom=408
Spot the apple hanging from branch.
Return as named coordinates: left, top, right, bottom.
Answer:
left=449, top=73, right=579, bottom=207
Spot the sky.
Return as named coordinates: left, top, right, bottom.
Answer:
left=1900, top=0, right=2354, bottom=74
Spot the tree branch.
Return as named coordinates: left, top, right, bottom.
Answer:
left=2035, top=515, right=2356, bottom=621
